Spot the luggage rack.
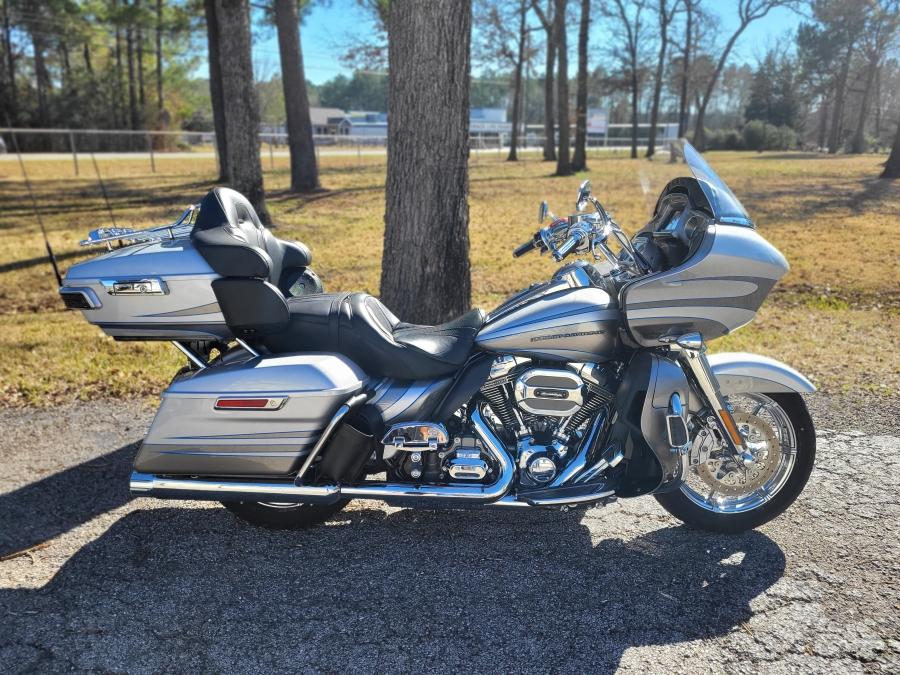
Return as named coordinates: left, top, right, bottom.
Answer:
left=79, top=204, right=200, bottom=250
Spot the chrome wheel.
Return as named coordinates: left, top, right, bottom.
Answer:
left=682, top=393, right=798, bottom=514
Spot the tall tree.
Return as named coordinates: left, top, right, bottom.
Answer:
left=274, top=0, right=320, bottom=191
left=609, top=0, right=646, bottom=159
left=532, top=0, right=557, bottom=161
left=571, top=0, right=590, bottom=171
left=646, top=0, right=678, bottom=158
left=205, top=0, right=228, bottom=181
left=554, top=0, right=573, bottom=175
left=692, top=0, right=796, bottom=151
left=850, top=2, right=899, bottom=154
left=215, top=0, right=269, bottom=222
left=381, top=0, right=472, bottom=324
left=2, top=0, right=15, bottom=104
left=156, top=0, right=163, bottom=115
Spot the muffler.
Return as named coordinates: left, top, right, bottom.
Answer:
left=130, top=406, right=515, bottom=508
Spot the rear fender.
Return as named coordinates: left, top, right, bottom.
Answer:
left=708, top=352, right=815, bottom=395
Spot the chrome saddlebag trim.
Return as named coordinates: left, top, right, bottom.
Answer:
left=129, top=473, right=343, bottom=504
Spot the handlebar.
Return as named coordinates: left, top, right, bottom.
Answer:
left=513, top=237, right=540, bottom=258
left=551, top=231, right=584, bottom=262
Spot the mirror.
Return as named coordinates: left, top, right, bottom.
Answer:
left=576, top=180, right=591, bottom=211
left=538, top=201, right=548, bottom=224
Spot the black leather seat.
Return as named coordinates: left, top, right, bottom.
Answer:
left=191, top=187, right=485, bottom=380
left=265, top=292, right=485, bottom=380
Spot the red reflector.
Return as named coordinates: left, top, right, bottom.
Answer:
left=215, top=399, right=269, bottom=409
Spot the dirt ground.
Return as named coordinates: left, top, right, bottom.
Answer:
left=1, top=394, right=898, bottom=674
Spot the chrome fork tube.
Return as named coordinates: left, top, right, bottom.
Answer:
left=677, top=343, right=755, bottom=467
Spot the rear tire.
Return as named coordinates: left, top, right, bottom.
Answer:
left=222, top=499, right=350, bottom=530
left=655, top=393, right=815, bottom=534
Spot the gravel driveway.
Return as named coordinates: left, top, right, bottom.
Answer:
left=1, top=396, right=898, bottom=674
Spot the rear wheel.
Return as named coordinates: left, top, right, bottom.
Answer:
left=222, top=499, right=350, bottom=530
left=655, top=392, right=815, bottom=533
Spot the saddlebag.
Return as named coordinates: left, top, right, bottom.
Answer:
left=133, top=353, right=369, bottom=477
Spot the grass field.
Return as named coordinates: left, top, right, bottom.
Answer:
left=1, top=149, right=897, bottom=406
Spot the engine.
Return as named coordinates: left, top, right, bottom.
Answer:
left=479, top=356, right=616, bottom=488
left=379, top=357, right=617, bottom=488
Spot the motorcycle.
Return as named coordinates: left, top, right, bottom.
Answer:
left=59, top=143, right=815, bottom=533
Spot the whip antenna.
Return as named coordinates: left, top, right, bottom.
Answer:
left=3, top=115, right=62, bottom=287
left=89, top=150, right=118, bottom=229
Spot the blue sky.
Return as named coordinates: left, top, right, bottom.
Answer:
left=251, top=1, right=804, bottom=86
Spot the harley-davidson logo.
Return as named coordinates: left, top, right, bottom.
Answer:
left=530, top=330, right=605, bottom=342
left=534, top=389, right=568, bottom=399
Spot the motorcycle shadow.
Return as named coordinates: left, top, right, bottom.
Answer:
left=0, top=500, right=786, bottom=674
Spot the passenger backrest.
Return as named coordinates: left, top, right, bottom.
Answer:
left=191, top=187, right=310, bottom=338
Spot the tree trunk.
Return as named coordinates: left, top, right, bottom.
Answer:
left=2, top=0, right=14, bottom=102
left=215, top=0, right=269, bottom=222
left=630, top=69, right=639, bottom=158
left=646, top=0, right=668, bottom=158
left=83, top=43, right=93, bottom=75
left=817, top=94, right=830, bottom=150
left=29, top=23, right=50, bottom=126
left=274, top=0, right=320, bottom=191
left=882, top=115, right=900, bottom=179
left=874, top=64, right=881, bottom=139
left=677, top=3, right=691, bottom=138
left=828, top=44, right=852, bottom=154
left=507, top=0, right=527, bottom=162
left=381, top=0, right=472, bottom=324
left=850, top=58, right=877, bottom=154
left=571, top=0, right=589, bottom=171
left=554, top=0, right=572, bottom=175
left=542, top=25, right=556, bottom=161
left=136, top=0, right=145, bottom=108
left=126, top=8, right=139, bottom=129
left=115, top=0, right=124, bottom=128
left=156, top=0, right=163, bottom=114
left=205, top=0, right=228, bottom=181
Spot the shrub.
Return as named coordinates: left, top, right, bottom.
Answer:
left=741, top=120, right=796, bottom=151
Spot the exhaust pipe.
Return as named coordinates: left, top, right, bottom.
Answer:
left=130, top=405, right=515, bottom=508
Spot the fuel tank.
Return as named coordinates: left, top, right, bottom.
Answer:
left=475, top=286, right=620, bottom=362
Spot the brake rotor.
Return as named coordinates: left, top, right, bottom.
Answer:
left=695, top=412, right=781, bottom=496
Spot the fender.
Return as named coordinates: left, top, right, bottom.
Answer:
left=708, top=352, right=815, bottom=395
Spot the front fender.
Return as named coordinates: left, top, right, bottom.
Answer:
left=708, top=352, right=815, bottom=395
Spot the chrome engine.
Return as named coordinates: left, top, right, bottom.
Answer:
left=480, top=356, right=617, bottom=489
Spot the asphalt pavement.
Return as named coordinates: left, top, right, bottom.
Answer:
left=1, top=396, right=898, bottom=674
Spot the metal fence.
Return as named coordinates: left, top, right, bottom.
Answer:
left=0, top=124, right=678, bottom=177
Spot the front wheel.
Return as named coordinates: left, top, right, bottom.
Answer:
left=655, top=392, right=815, bottom=534
left=222, top=499, right=351, bottom=530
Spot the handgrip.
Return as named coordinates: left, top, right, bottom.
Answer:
left=513, top=237, right=539, bottom=258
left=551, top=233, right=581, bottom=262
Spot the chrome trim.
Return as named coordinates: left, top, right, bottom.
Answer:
left=81, top=205, right=198, bottom=247
left=234, top=338, right=260, bottom=358
left=171, top=341, right=208, bottom=370
left=101, top=277, right=168, bottom=295
left=549, top=408, right=609, bottom=487
left=514, top=368, right=584, bottom=416
left=130, top=472, right=343, bottom=504
left=214, top=397, right=287, bottom=411
left=295, top=392, right=369, bottom=483
left=381, top=422, right=449, bottom=449
left=489, top=355, right=532, bottom=380
left=523, top=488, right=616, bottom=507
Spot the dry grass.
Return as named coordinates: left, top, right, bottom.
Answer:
left=1, top=148, right=898, bottom=405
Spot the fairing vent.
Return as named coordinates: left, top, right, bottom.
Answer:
left=60, top=291, right=94, bottom=310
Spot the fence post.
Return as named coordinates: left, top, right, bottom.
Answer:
left=269, top=139, right=274, bottom=170
left=69, top=131, right=79, bottom=176
left=357, top=139, right=361, bottom=167
left=147, top=133, right=156, bottom=173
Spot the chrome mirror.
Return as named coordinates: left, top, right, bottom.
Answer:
left=576, top=180, right=591, bottom=211
left=538, top=201, right=548, bottom=224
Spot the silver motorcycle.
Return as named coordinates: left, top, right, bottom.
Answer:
left=60, top=143, right=815, bottom=533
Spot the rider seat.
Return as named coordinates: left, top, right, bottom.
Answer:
left=191, top=188, right=484, bottom=379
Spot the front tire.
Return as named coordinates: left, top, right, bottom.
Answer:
left=222, top=499, right=350, bottom=530
left=655, top=392, right=815, bottom=533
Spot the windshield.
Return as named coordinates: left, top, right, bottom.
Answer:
left=682, top=142, right=753, bottom=227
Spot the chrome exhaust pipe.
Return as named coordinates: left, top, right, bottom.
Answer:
left=129, top=473, right=343, bottom=504
left=130, top=405, right=516, bottom=508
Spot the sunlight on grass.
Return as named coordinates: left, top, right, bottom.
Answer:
left=1, top=149, right=898, bottom=404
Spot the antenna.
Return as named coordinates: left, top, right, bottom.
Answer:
left=90, top=150, right=118, bottom=229
left=3, top=115, right=62, bottom=287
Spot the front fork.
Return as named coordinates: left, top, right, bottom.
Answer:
left=663, top=333, right=755, bottom=468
